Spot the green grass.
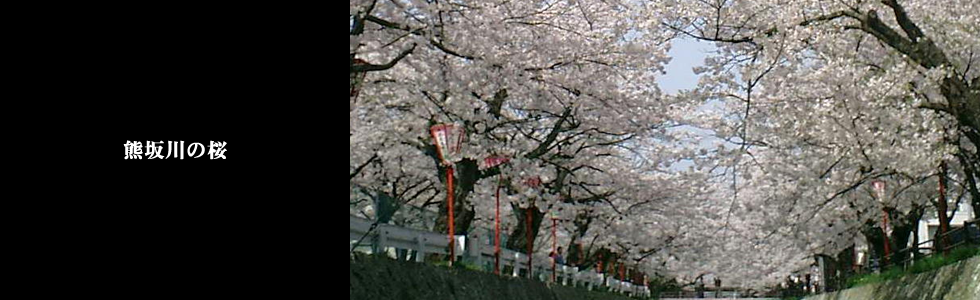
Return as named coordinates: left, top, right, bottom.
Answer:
left=431, top=260, right=484, bottom=272
left=846, top=246, right=980, bottom=289
left=846, top=268, right=905, bottom=288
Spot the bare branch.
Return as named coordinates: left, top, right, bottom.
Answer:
left=351, top=0, right=379, bottom=36
left=351, top=153, right=380, bottom=181
left=881, top=0, right=925, bottom=42
left=351, top=44, right=417, bottom=73
left=917, top=102, right=951, bottom=113
left=431, top=39, right=477, bottom=60
left=364, top=15, right=477, bottom=60
left=526, top=107, right=573, bottom=159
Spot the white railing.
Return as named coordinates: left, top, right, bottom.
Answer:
left=350, top=215, right=453, bottom=261
left=350, top=215, right=650, bottom=298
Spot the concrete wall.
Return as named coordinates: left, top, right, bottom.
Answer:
left=804, top=257, right=980, bottom=300
left=350, top=255, right=637, bottom=300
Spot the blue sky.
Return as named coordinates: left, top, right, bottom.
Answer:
left=657, top=37, right=716, bottom=95
left=655, top=38, right=725, bottom=172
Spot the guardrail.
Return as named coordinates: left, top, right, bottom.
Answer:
left=658, top=291, right=778, bottom=299
left=350, top=215, right=650, bottom=297
left=877, top=219, right=980, bottom=270
left=795, top=219, right=980, bottom=297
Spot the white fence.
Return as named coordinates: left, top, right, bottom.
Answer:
left=350, top=215, right=650, bottom=297
left=658, top=291, right=781, bottom=299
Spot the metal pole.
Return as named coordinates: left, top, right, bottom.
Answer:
left=495, top=174, right=501, bottom=275
left=552, top=216, right=557, bottom=283
left=527, top=207, right=533, bottom=279
left=874, top=181, right=891, bottom=268
left=883, top=210, right=891, bottom=267
left=448, top=166, right=455, bottom=266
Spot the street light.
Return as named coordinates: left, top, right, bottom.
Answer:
left=550, top=210, right=559, bottom=283
left=481, top=155, right=510, bottom=275
left=873, top=181, right=891, bottom=267
left=430, top=124, right=465, bottom=265
left=524, top=176, right=542, bottom=279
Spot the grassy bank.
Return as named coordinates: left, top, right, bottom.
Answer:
left=846, top=246, right=980, bottom=289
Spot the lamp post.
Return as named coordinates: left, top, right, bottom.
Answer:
left=430, top=124, right=464, bottom=266
left=524, top=176, right=542, bottom=279
left=551, top=210, right=559, bottom=283
left=481, top=155, right=510, bottom=275
left=619, top=262, right=625, bottom=282
left=496, top=173, right=503, bottom=275
left=873, top=181, right=891, bottom=267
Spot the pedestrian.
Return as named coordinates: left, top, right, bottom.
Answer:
left=551, top=247, right=565, bottom=265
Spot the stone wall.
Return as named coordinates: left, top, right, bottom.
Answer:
left=804, top=257, right=979, bottom=300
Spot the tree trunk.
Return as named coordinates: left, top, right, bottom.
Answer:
left=941, top=75, right=980, bottom=209
left=889, top=221, right=915, bottom=266
left=863, top=212, right=915, bottom=269
left=349, top=53, right=356, bottom=73
left=835, top=247, right=856, bottom=290
left=942, top=78, right=980, bottom=151
left=959, top=153, right=980, bottom=221
left=863, top=222, right=887, bottom=267
left=816, top=254, right=838, bottom=292
left=912, top=221, right=921, bottom=260
left=938, top=162, right=952, bottom=252
left=975, top=193, right=980, bottom=221
left=566, top=212, right=593, bottom=268
left=506, top=203, right=545, bottom=255
left=868, top=207, right=924, bottom=268
left=350, top=51, right=358, bottom=113
left=434, top=159, right=480, bottom=237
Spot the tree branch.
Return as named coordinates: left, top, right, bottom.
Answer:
left=526, top=107, right=573, bottom=159
left=431, top=39, right=477, bottom=60
left=859, top=9, right=950, bottom=70
left=820, top=155, right=848, bottom=179
left=351, top=44, right=417, bottom=73
left=351, top=0, right=378, bottom=36
left=881, top=0, right=925, bottom=42
left=364, top=15, right=477, bottom=60
left=351, top=153, right=380, bottom=181
left=799, top=10, right=859, bottom=27
left=364, top=15, right=414, bottom=32
left=349, top=53, right=356, bottom=72
left=958, top=152, right=980, bottom=219
left=917, top=102, right=951, bottom=113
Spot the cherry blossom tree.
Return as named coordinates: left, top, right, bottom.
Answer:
left=350, top=0, right=679, bottom=263
left=645, top=0, right=978, bottom=288
left=350, top=0, right=978, bottom=291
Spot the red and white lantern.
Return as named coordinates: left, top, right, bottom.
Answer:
left=481, top=155, right=510, bottom=170
left=430, top=124, right=465, bottom=165
left=872, top=181, right=886, bottom=199
left=524, top=176, right=543, bottom=188
left=429, top=123, right=466, bottom=265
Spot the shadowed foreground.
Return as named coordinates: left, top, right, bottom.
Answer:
left=350, top=255, right=637, bottom=300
